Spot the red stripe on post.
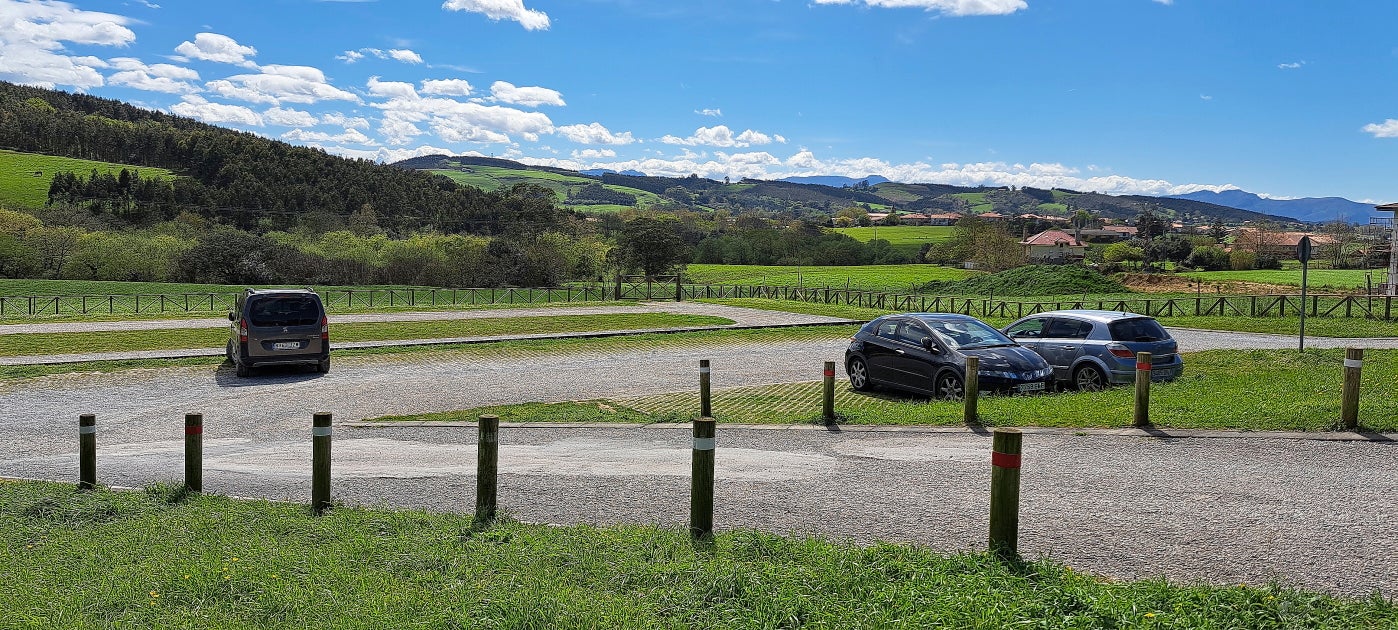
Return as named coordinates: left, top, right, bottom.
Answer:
left=184, top=425, right=203, bottom=435
left=991, top=451, right=1021, bottom=469
left=823, top=369, right=835, bottom=378
left=1136, top=362, right=1150, bottom=371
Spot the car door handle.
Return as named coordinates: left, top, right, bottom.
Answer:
left=1060, top=345, right=1077, bottom=350
left=895, top=349, right=905, bottom=354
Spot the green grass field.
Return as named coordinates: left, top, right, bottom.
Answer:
left=1187, top=268, right=1389, bottom=290
left=7, top=482, right=1388, bottom=628
left=0, top=150, right=175, bottom=209
left=830, top=225, right=954, bottom=255
left=685, top=264, right=974, bottom=292
left=428, top=165, right=658, bottom=211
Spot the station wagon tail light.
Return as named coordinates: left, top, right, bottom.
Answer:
left=238, top=320, right=247, bottom=343
left=1107, top=343, right=1135, bottom=358
left=320, top=316, right=329, bottom=340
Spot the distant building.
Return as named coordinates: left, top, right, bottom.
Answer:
left=979, top=212, right=1007, bottom=221
left=1021, top=229, right=1087, bottom=263
left=1076, top=228, right=1130, bottom=244
left=867, top=212, right=890, bottom=224
left=1232, top=229, right=1337, bottom=258
left=1101, top=225, right=1138, bottom=238
left=901, top=213, right=931, bottom=226
left=926, top=212, right=962, bottom=226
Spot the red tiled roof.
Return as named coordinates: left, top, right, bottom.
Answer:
left=1020, top=230, right=1085, bottom=247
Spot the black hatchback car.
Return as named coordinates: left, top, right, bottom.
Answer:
left=845, top=313, right=1052, bottom=400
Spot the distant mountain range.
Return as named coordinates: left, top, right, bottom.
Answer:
left=1167, top=190, right=1381, bottom=225
left=778, top=175, right=891, bottom=188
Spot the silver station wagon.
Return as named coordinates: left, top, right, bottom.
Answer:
left=1001, top=309, right=1182, bottom=391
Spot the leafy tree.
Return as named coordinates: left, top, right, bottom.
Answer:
left=1147, top=234, right=1194, bottom=265
left=1185, top=245, right=1230, bottom=271
left=1103, top=242, right=1145, bottom=268
left=612, top=217, right=690, bottom=278
left=1208, top=218, right=1229, bottom=241
left=1135, top=207, right=1169, bottom=240
left=1320, top=220, right=1360, bottom=268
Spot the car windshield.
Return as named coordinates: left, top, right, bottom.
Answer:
left=1108, top=317, right=1170, bottom=342
left=248, top=296, right=321, bottom=327
left=922, top=318, right=1013, bottom=349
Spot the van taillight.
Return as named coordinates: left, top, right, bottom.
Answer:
left=320, top=316, right=329, bottom=340
left=238, top=321, right=247, bottom=343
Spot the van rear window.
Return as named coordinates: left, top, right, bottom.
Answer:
left=248, top=296, right=321, bottom=327
left=1108, top=318, right=1168, bottom=342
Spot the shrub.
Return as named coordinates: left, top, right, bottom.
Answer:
left=1185, top=245, right=1230, bottom=271
left=1229, top=250, right=1256, bottom=271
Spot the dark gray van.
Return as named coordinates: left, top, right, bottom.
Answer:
left=226, top=288, right=329, bottom=376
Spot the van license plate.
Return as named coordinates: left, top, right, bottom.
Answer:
left=273, top=342, right=301, bottom=351
left=1016, top=382, right=1045, bottom=393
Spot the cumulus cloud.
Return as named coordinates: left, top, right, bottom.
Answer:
left=555, top=122, right=636, bottom=145
left=337, top=47, right=423, bottom=64
left=106, top=57, right=200, bottom=93
left=371, top=93, right=555, bottom=145
left=173, top=32, right=257, bottom=68
left=317, top=144, right=460, bottom=164
left=207, top=64, right=361, bottom=106
left=283, top=127, right=376, bottom=145
left=0, top=0, right=135, bottom=89
left=322, top=112, right=370, bottom=129
left=571, top=148, right=616, bottom=159
left=810, top=0, right=1027, bottom=17
left=421, top=78, right=474, bottom=96
left=263, top=106, right=318, bottom=127
left=1362, top=119, right=1398, bottom=138
left=660, top=125, right=784, bottom=148
left=171, top=94, right=262, bottom=126
left=367, top=75, right=419, bottom=99
left=489, top=80, right=564, bottom=107
left=695, top=108, right=722, bottom=117
left=1278, top=61, right=1305, bottom=70
left=442, top=0, right=549, bottom=30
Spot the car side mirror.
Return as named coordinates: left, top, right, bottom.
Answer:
left=921, top=337, right=940, bottom=353
left=228, top=312, right=236, bottom=321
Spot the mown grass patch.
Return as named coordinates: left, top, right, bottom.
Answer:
left=1188, top=268, right=1388, bottom=290
left=389, top=349, right=1398, bottom=433
left=830, top=226, right=954, bottom=255
left=3, top=481, right=1391, bottom=628
left=685, top=264, right=973, bottom=292
left=0, top=150, right=176, bottom=208
left=0, top=313, right=735, bottom=357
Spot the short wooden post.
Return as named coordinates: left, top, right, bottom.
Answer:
left=311, top=412, right=332, bottom=515
left=78, top=414, right=96, bottom=490
left=822, top=361, right=836, bottom=425
left=184, top=413, right=203, bottom=493
left=689, top=417, right=716, bottom=540
left=699, top=360, right=712, bottom=418
left=964, top=356, right=980, bottom=424
left=988, top=428, right=1022, bottom=560
left=1133, top=352, right=1152, bottom=427
left=475, top=414, right=500, bottom=523
left=1341, top=348, right=1363, bottom=430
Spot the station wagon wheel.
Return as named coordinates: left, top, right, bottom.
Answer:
left=848, top=358, right=870, bottom=391
left=1074, top=364, right=1105, bottom=392
left=935, top=371, right=964, bottom=401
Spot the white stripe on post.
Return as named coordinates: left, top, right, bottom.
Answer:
left=312, top=426, right=333, bottom=437
left=1344, top=359, right=1363, bottom=368
left=693, top=437, right=716, bottom=451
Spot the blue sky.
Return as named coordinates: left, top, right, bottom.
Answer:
left=1, top=0, right=1395, bottom=204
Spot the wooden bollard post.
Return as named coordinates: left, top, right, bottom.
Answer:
left=1133, top=352, right=1152, bottom=427
left=475, top=414, right=500, bottom=523
left=988, top=428, right=1022, bottom=560
left=184, top=413, right=203, bottom=493
left=1341, top=348, right=1364, bottom=430
left=822, top=361, right=836, bottom=425
left=964, top=356, right=980, bottom=424
left=78, top=414, right=96, bottom=490
left=311, top=412, right=332, bottom=516
left=689, top=417, right=716, bottom=540
left=699, top=359, right=712, bottom=418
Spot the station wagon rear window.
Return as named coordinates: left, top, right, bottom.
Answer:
left=248, top=296, right=321, bottom=327
left=1108, top=318, right=1169, bottom=342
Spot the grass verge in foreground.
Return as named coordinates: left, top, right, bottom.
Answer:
left=0, top=313, right=735, bottom=357
left=3, top=482, right=1391, bottom=628
left=372, top=349, right=1398, bottom=433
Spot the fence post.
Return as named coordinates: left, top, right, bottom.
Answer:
left=964, top=356, right=980, bottom=424
left=184, top=413, right=203, bottom=492
left=1134, top=352, right=1152, bottom=427
left=78, top=414, right=96, bottom=490
left=476, top=414, right=500, bottom=523
left=1341, top=348, right=1363, bottom=430
left=988, top=428, right=1022, bottom=560
left=312, top=412, right=332, bottom=515
left=822, top=361, right=836, bottom=425
left=690, top=417, right=717, bottom=540
left=699, top=360, right=712, bottom=418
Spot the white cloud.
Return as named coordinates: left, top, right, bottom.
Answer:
left=556, top=122, right=636, bottom=145
left=283, top=127, right=377, bottom=145
left=442, top=0, right=550, bottom=30
left=660, top=125, right=783, bottom=148
left=421, top=78, right=474, bottom=96
left=322, top=112, right=370, bottom=129
left=338, top=47, right=424, bottom=64
left=106, top=57, right=200, bottom=93
left=489, top=80, right=564, bottom=107
left=378, top=113, right=425, bottom=145
left=170, top=94, right=262, bottom=126
left=367, top=75, right=419, bottom=99
left=317, top=144, right=459, bottom=164
left=571, top=148, right=616, bottom=159
left=695, top=108, right=722, bottom=117
left=263, top=106, right=318, bottom=127
left=1200, top=94, right=1213, bottom=101
left=0, top=0, right=135, bottom=89
left=1278, top=61, right=1305, bottom=70
left=1362, top=119, right=1398, bottom=138
left=811, top=0, right=1026, bottom=17
left=371, top=93, right=555, bottom=144
left=173, top=32, right=257, bottom=68
left=207, top=64, right=361, bottom=106
left=1153, top=0, right=1173, bottom=4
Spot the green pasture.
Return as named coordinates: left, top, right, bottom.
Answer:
left=684, top=264, right=973, bottom=292
left=429, top=165, right=656, bottom=210
left=7, top=482, right=1388, bottom=629
left=0, top=150, right=175, bottom=209
left=831, top=225, right=954, bottom=255
left=1187, top=268, right=1389, bottom=290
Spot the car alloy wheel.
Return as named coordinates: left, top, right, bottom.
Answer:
left=936, top=372, right=964, bottom=401
left=848, top=358, right=870, bottom=391
left=1074, top=365, right=1105, bottom=392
